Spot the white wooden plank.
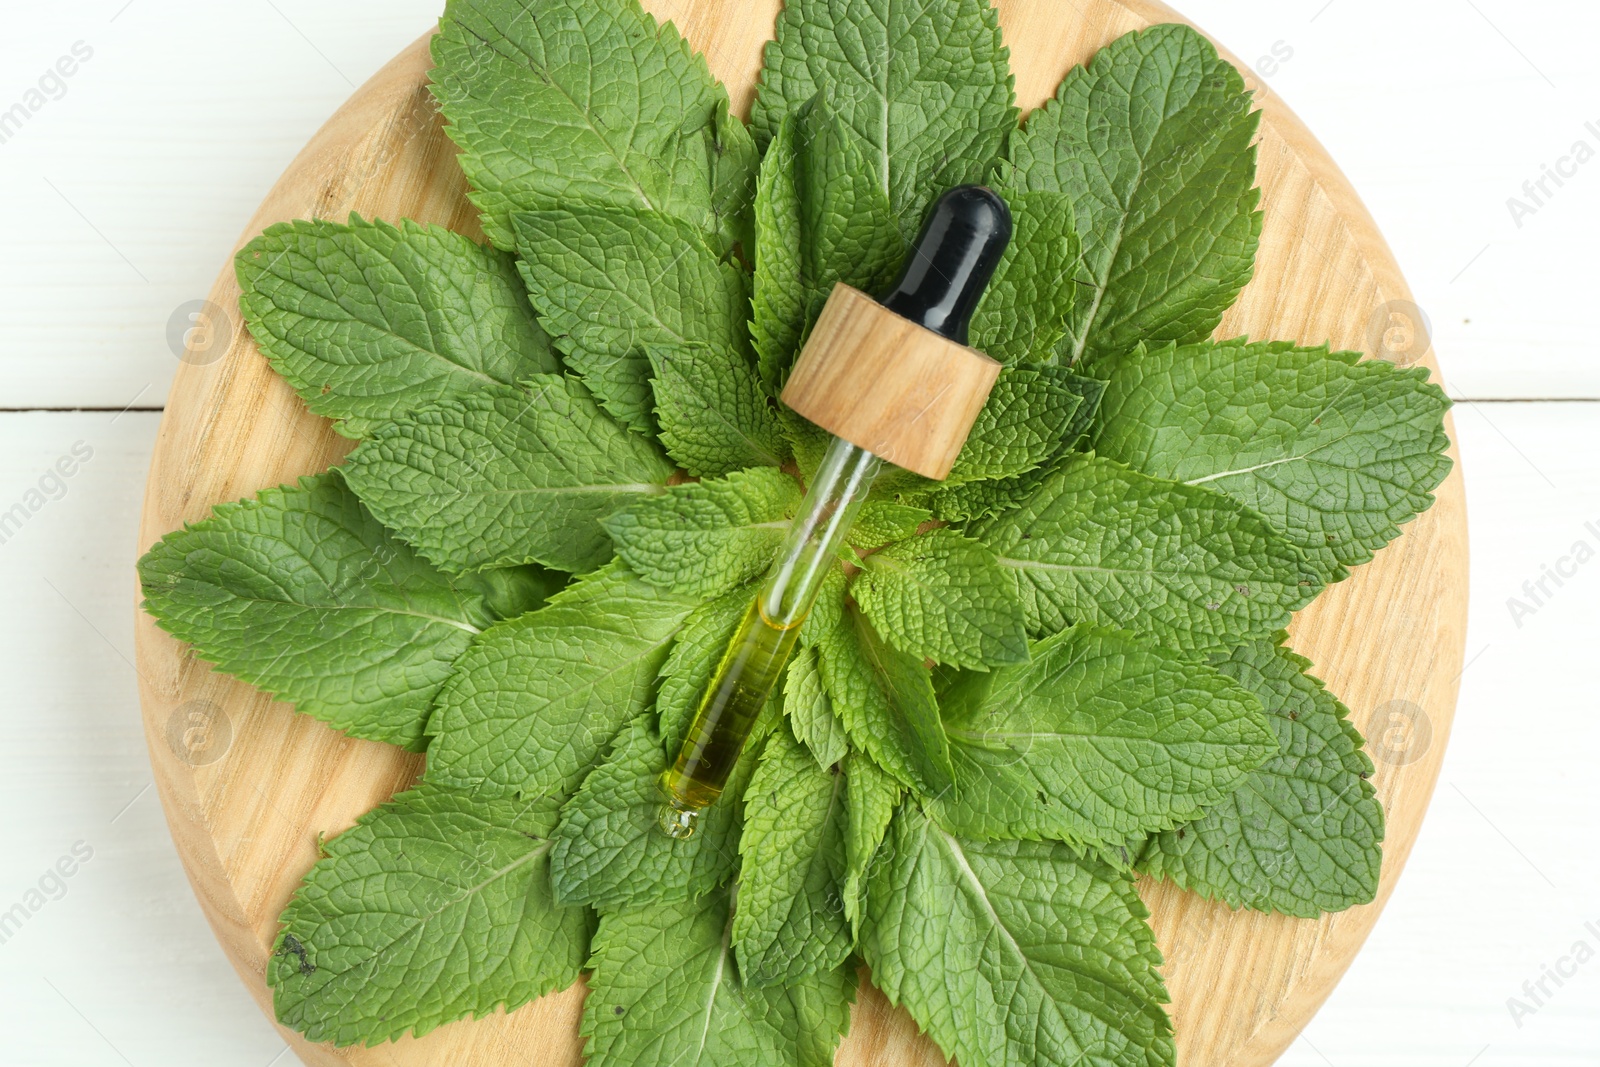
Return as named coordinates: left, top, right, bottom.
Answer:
left=1182, top=0, right=1600, bottom=400
left=0, top=412, right=287, bottom=1064
left=0, top=0, right=441, bottom=410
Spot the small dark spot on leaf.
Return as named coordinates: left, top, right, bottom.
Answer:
left=1177, top=828, right=1186, bottom=839
left=277, top=934, right=316, bottom=977
left=1288, top=711, right=1299, bottom=721
left=614, top=1005, right=625, bottom=1016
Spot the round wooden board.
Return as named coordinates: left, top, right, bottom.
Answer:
left=134, top=2, right=1469, bottom=1064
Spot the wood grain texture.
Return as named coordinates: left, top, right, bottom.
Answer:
left=132, top=2, right=1469, bottom=1065
left=782, top=284, right=1001, bottom=479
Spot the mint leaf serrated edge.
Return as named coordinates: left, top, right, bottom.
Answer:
left=235, top=214, right=557, bottom=439
left=1002, top=22, right=1261, bottom=366
left=933, top=624, right=1278, bottom=849
left=270, top=783, right=588, bottom=1048
left=1091, top=339, right=1453, bottom=584
left=1136, top=636, right=1385, bottom=917
left=431, top=0, right=734, bottom=252
left=138, top=472, right=492, bottom=752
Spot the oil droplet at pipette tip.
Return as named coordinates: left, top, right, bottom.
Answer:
left=657, top=798, right=700, bottom=840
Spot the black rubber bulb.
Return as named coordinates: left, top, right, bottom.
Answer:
left=877, top=185, right=1013, bottom=346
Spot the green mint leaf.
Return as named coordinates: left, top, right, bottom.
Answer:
left=875, top=365, right=1080, bottom=510
left=1092, top=340, right=1453, bottom=583
left=655, top=583, right=762, bottom=756
left=795, top=99, right=906, bottom=322
left=1005, top=367, right=1105, bottom=464
left=734, top=727, right=852, bottom=985
left=549, top=715, right=748, bottom=911
left=784, top=644, right=850, bottom=769
left=861, top=802, right=1174, bottom=1067
left=138, top=472, right=497, bottom=752
left=811, top=571, right=955, bottom=796
left=646, top=345, right=788, bottom=476
left=772, top=962, right=857, bottom=1067
left=751, top=113, right=807, bottom=391
left=431, top=0, right=730, bottom=252
left=977, top=454, right=1322, bottom=652
left=752, top=0, right=1017, bottom=234
left=1059, top=369, right=1111, bottom=445
left=928, top=370, right=1105, bottom=522
left=583, top=890, right=789, bottom=1067
left=603, top=467, right=802, bottom=599
left=933, top=624, right=1276, bottom=848
left=1004, top=24, right=1261, bottom=365
left=842, top=752, right=901, bottom=930
left=427, top=563, right=698, bottom=798
left=970, top=190, right=1080, bottom=365
left=470, top=563, right=567, bottom=622
left=270, top=783, right=587, bottom=1047
left=235, top=216, right=557, bottom=438
left=342, top=377, right=672, bottom=575
left=855, top=528, right=1028, bottom=670
left=779, top=407, right=837, bottom=484
left=708, top=98, right=760, bottom=257
left=509, top=206, right=753, bottom=435
left=846, top=501, right=931, bottom=551
left=947, top=366, right=1085, bottom=485
left=797, top=563, right=848, bottom=646
left=751, top=102, right=906, bottom=391
left=1138, top=637, right=1383, bottom=917
left=929, top=465, right=1045, bottom=524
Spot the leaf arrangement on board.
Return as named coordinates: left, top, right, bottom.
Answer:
left=139, top=0, right=1452, bottom=1063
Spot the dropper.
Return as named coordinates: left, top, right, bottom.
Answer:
left=657, top=185, right=1013, bottom=839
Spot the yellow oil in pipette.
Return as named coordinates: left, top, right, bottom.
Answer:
left=657, top=601, right=804, bottom=837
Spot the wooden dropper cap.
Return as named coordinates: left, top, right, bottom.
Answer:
left=780, top=186, right=1012, bottom=480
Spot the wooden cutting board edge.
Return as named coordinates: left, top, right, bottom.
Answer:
left=132, top=2, right=1469, bottom=1064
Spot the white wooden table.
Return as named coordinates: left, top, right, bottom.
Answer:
left=1, top=1, right=1593, bottom=1063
